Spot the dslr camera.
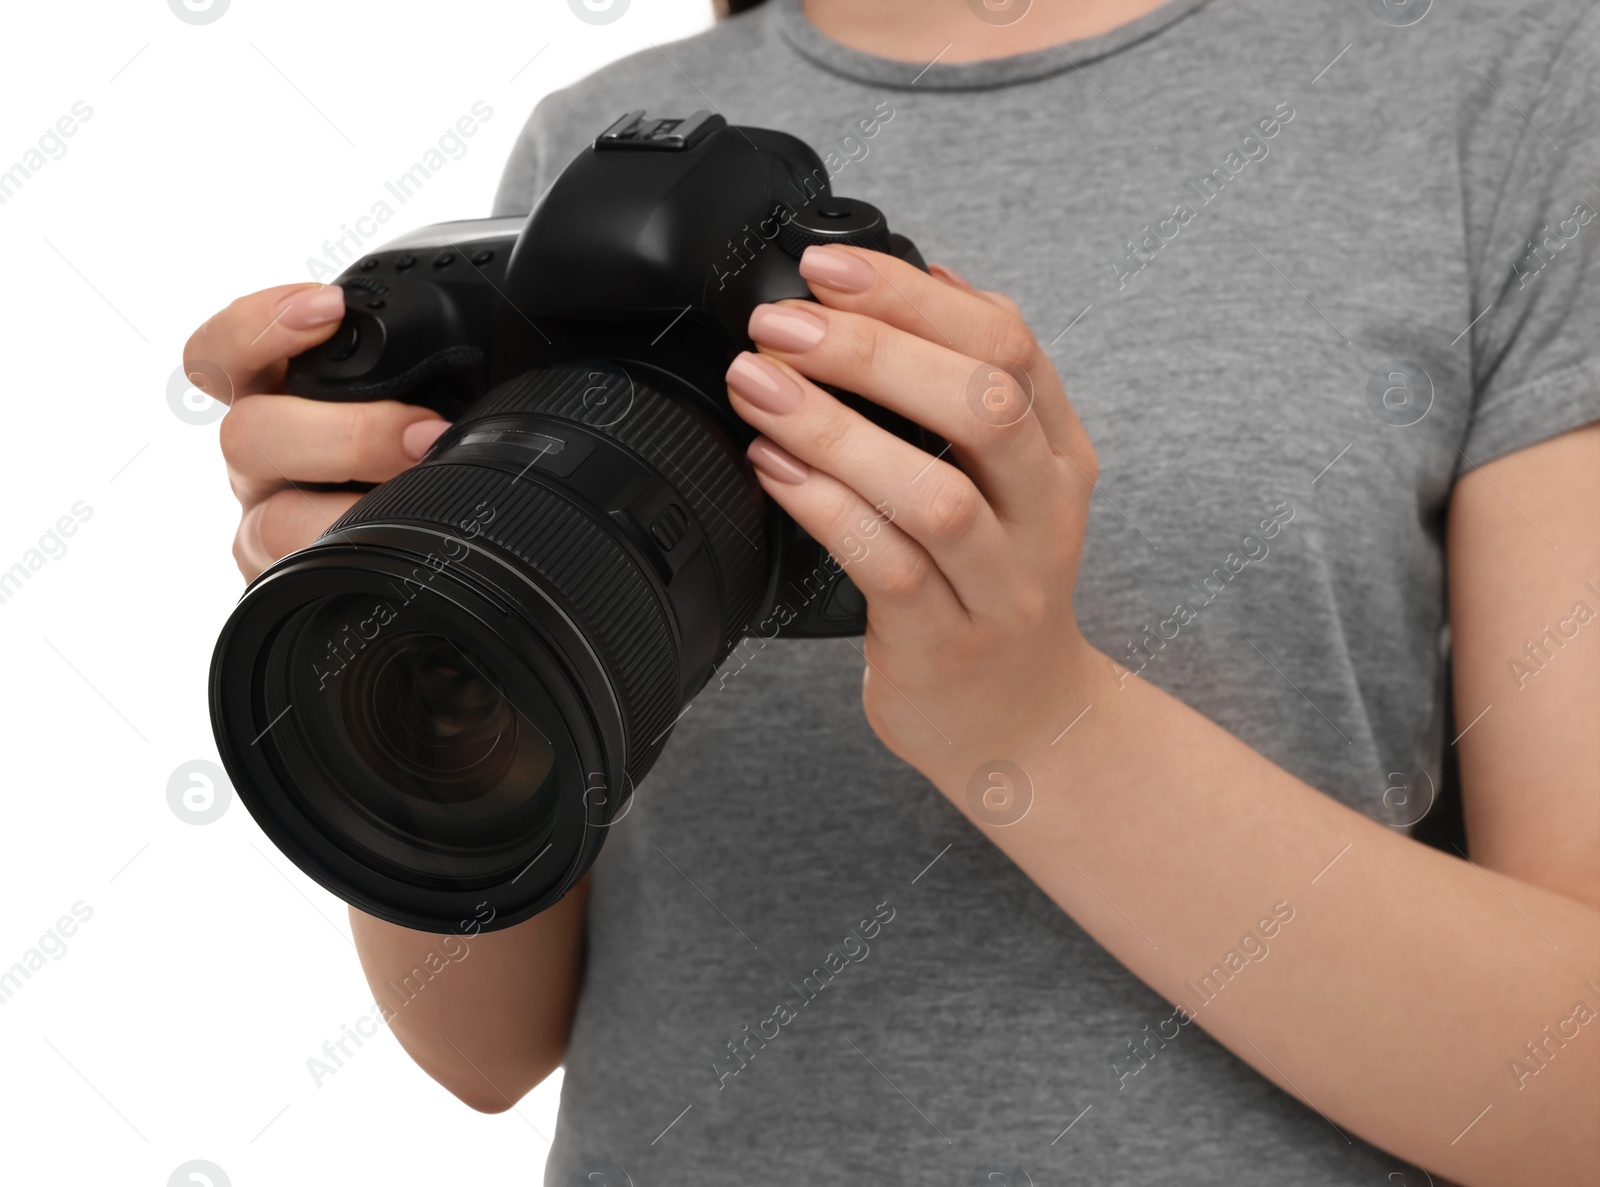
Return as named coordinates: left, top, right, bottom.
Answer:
left=209, top=111, right=931, bottom=933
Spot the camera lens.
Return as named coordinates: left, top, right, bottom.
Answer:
left=340, top=633, right=539, bottom=808
left=210, top=360, right=769, bottom=932
left=224, top=581, right=592, bottom=908
left=265, top=594, right=574, bottom=893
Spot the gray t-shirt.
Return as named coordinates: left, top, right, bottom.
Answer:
left=490, top=1, right=1600, bottom=1182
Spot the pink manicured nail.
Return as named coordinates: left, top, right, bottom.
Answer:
left=727, top=352, right=803, bottom=414
left=275, top=285, right=345, bottom=330
left=747, top=437, right=809, bottom=484
left=402, top=418, right=451, bottom=460
left=748, top=302, right=826, bottom=352
left=800, top=245, right=876, bottom=294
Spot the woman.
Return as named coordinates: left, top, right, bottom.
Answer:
left=190, top=0, right=1599, bottom=1183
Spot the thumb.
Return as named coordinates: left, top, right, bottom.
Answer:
left=184, top=282, right=348, bottom=404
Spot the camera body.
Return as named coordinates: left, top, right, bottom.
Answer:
left=211, top=112, right=931, bottom=933
left=289, top=109, right=929, bottom=649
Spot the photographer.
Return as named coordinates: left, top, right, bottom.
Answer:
left=191, top=1, right=1599, bottom=1183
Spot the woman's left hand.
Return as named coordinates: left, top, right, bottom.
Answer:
left=725, top=243, right=1102, bottom=786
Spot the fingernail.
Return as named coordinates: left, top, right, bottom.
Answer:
left=275, top=285, right=345, bottom=330
left=747, top=437, right=809, bottom=485
left=727, top=352, right=803, bottom=415
left=748, top=302, right=826, bottom=352
left=402, top=418, right=451, bottom=460
left=800, top=245, right=876, bottom=294
left=929, top=263, right=973, bottom=290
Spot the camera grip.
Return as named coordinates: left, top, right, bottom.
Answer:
left=283, top=279, right=490, bottom=419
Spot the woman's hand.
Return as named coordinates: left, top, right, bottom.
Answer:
left=725, top=245, right=1101, bottom=783
left=725, top=253, right=1600, bottom=1187
left=184, top=283, right=452, bottom=581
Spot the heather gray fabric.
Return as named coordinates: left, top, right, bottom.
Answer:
left=490, top=1, right=1600, bottom=1182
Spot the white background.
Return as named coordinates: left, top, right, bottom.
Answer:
left=0, top=2, right=710, bottom=1183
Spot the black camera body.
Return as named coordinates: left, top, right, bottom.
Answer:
left=290, top=109, right=929, bottom=647
left=211, top=112, right=931, bottom=933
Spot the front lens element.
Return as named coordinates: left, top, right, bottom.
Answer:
left=278, top=596, right=572, bottom=886
left=342, top=632, right=549, bottom=807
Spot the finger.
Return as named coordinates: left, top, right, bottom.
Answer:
left=728, top=351, right=1022, bottom=618
left=746, top=298, right=1057, bottom=521
left=744, top=437, right=966, bottom=644
left=220, top=395, right=450, bottom=505
left=184, top=283, right=347, bottom=404
left=795, top=244, right=1090, bottom=456
left=235, top=488, right=363, bottom=580
left=927, top=262, right=973, bottom=290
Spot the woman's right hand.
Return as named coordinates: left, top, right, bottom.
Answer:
left=184, top=282, right=453, bottom=581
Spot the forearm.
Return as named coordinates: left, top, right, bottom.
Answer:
left=925, top=646, right=1600, bottom=1186
left=716, top=238, right=1598, bottom=1179
left=348, top=876, right=588, bottom=1112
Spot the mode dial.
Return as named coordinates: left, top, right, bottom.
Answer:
left=777, top=197, right=891, bottom=259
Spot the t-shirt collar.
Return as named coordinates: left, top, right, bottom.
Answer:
left=772, top=0, right=1217, bottom=91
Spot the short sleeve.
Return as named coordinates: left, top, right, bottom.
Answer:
left=1462, top=6, right=1600, bottom=469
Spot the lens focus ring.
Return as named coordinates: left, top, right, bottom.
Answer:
left=466, top=363, right=767, bottom=648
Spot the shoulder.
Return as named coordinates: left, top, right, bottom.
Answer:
left=1268, top=0, right=1594, bottom=44
left=1251, top=0, right=1597, bottom=191
left=1223, top=0, right=1593, bottom=90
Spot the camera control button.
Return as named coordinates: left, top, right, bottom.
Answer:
left=313, top=309, right=385, bottom=379
left=778, top=198, right=890, bottom=259
left=394, top=253, right=417, bottom=271
left=324, top=320, right=361, bottom=362
left=358, top=257, right=380, bottom=272
left=649, top=504, right=689, bottom=551
left=471, top=249, right=494, bottom=266
left=433, top=251, right=455, bottom=268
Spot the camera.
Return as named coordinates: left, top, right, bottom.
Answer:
left=209, top=111, right=932, bottom=933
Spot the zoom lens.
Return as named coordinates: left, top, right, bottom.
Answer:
left=210, top=361, right=768, bottom=932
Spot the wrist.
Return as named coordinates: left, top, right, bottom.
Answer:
left=921, top=629, right=1111, bottom=807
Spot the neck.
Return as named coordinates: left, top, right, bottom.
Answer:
left=802, top=0, right=1177, bottom=62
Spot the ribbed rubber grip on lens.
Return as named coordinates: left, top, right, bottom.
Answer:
left=466, top=363, right=767, bottom=650
left=328, top=462, right=680, bottom=784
